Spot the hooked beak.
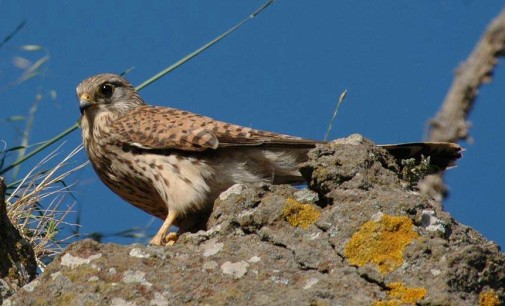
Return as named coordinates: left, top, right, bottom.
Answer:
left=79, top=94, right=95, bottom=115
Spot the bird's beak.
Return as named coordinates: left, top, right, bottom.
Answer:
left=79, top=94, right=95, bottom=115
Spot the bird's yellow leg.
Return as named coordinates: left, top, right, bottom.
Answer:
left=150, top=210, right=178, bottom=246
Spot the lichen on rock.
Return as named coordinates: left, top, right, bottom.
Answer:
left=343, top=214, right=419, bottom=275
left=283, top=198, right=321, bottom=229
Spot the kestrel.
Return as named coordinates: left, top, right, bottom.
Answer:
left=76, top=73, right=461, bottom=245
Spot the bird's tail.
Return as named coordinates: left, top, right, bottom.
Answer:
left=261, top=141, right=462, bottom=186
left=379, top=142, right=462, bottom=170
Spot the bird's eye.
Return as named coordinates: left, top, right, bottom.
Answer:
left=98, top=83, right=114, bottom=98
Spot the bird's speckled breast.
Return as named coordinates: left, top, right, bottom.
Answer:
left=81, top=110, right=168, bottom=219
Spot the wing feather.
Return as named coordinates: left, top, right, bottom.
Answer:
left=109, top=105, right=320, bottom=151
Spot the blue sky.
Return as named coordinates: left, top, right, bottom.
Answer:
left=1, top=1, right=504, bottom=248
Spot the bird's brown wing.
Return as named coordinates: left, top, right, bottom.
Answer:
left=109, top=105, right=320, bottom=152
left=109, top=106, right=461, bottom=169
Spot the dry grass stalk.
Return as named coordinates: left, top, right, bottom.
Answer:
left=5, top=144, right=88, bottom=271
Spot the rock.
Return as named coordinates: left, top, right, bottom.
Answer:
left=0, top=177, right=37, bottom=304
left=4, top=135, right=504, bottom=305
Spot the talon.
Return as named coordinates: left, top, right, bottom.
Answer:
left=163, top=232, right=178, bottom=246
left=149, top=210, right=178, bottom=246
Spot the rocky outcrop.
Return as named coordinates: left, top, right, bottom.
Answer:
left=4, top=135, right=504, bottom=305
left=0, top=178, right=36, bottom=304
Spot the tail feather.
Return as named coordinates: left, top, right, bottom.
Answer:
left=379, top=142, right=462, bottom=170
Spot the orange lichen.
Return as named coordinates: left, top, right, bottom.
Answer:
left=373, top=282, right=427, bottom=306
left=373, top=301, right=399, bottom=306
left=283, top=198, right=320, bottom=229
left=343, top=214, right=419, bottom=274
left=479, top=289, right=500, bottom=306
left=387, top=282, right=427, bottom=304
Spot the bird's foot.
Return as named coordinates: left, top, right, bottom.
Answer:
left=163, top=232, right=178, bottom=246
left=149, top=231, right=178, bottom=246
left=149, top=234, right=163, bottom=246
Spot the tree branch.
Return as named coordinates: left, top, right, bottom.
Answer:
left=428, top=6, right=505, bottom=143
left=422, top=6, right=505, bottom=202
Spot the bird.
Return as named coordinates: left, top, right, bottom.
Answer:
left=76, top=73, right=461, bottom=245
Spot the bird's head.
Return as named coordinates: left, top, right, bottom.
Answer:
left=76, top=73, right=145, bottom=117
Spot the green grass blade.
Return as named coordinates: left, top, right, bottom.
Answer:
left=0, top=123, right=79, bottom=176
left=13, top=96, right=42, bottom=178
left=0, top=20, right=26, bottom=49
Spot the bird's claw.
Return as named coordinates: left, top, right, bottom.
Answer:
left=149, top=232, right=178, bottom=246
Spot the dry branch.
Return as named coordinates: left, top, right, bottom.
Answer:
left=428, top=6, right=505, bottom=142
left=423, top=6, right=505, bottom=201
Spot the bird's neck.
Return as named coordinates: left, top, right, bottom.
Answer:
left=81, top=109, right=121, bottom=148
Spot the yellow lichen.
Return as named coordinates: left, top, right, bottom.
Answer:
left=283, top=198, right=320, bottom=229
left=387, top=282, right=426, bottom=304
left=343, top=214, right=419, bottom=274
left=373, top=282, right=426, bottom=306
left=373, top=301, right=401, bottom=306
left=479, top=289, right=501, bottom=306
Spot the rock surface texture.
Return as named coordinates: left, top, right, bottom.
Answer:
left=4, top=135, right=504, bottom=305
left=0, top=178, right=36, bottom=304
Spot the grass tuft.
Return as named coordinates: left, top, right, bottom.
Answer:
left=5, top=144, right=88, bottom=271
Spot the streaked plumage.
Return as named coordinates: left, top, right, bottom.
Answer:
left=76, top=73, right=461, bottom=245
